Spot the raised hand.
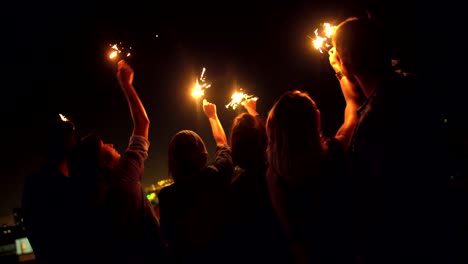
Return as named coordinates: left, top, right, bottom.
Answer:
left=203, top=99, right=227, bottom=146
left=117, top=60, right=134, bottom=87
left=203, top=99, right=218, bottom=119
left=328, top=47, right=342, bottom=74
left=242, top=98, right=259, bottom=116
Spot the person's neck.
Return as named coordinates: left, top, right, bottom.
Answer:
left=356, top=75, right=383, bottom=99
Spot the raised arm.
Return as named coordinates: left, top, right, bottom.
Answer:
left=334, top=77, right=361, bottom=150
left=203, top=99, right=227, bottom=146
left=117, top=60, right=150, bottom=139
left=242, top=98, right=259, bottom=116
left=329, top=48, right=363, bottom=150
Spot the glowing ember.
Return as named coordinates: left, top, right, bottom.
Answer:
left=191, top=67, right=211, bottom=99
left=225, top=89, right=258, bottom=110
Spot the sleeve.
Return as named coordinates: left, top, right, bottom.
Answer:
left=112, top=135, right=150, bottom=186
left=108, top=136, right=161, bottom=241
left=199, top=144, right=234, bottom=189
left=205, top=144, right=234, bottom=176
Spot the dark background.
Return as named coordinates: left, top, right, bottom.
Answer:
left=1, top=0, right=460, bottom=217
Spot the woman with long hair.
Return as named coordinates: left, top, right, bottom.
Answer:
left=266, top=85, right=361, bottom=263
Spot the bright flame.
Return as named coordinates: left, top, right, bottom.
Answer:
left=323, top=23, right=335, bottom=38
left=191, top=80, right=205, bottom=99
left=225, top=89, right=258, bottom=110
left=59, top=113, right=69, bottom=122
left=109, top=50, right=118, bottom=59
left=191, top=67, right=211, bottom=99
left=108, top=43, right=131, bottom=60
left=310, top=22, right=336, bottom=53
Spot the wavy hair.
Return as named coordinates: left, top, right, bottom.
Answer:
left=230, top=113, right=267, bottom=170
left=266, top=90, right=325, bottom=185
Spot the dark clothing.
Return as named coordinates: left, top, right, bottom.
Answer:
left=158, top=145, right=233, bottom=264
left=21, top=165, right=75, bottom=264
left=267, top=138, right=354, bottom=264
left=222, top=164, right=295, bottom=264
left=349, top=72, right=448, bottom=263
left=73, top=136, right=164, bottom=264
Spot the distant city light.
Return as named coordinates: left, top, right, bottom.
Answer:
left=147, top=193, right=156, bottom=201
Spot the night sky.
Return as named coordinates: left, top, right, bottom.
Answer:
left=1, top=0, right=456, bottom=217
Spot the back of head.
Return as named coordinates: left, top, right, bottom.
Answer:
left=230, top=113, right=267, bottom=170
left=266, top=90, right=323, bottom=183
left=46, top=117, right=79, bottom=162
left=69, top=132, right=104, bottom=183
left=333, top=16, right=392, bottom=77
left=69, top=132, right=112, bottom=209
left=168, top=130, right=208, bottom=183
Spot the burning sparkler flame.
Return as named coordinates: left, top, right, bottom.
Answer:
left=310, top=22, right=336, bottom=53
left=191, top=67, right=211, bottom=99
left=225, top=89, right=258, bottom=110
left=108, top=43, right=132, bottom=60
left=59, top=113, right=69, bottom=122
left=109, top=50, right=118, bottom=59
left=323, top=23, right=335, bottom=38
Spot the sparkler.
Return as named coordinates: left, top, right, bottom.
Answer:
left=225, top=89, right=258, bottom=110
left=108, top=42, right=132, bottom=61
left=191, top=67, right=212, bottom=99
left=309, top=22, right=336, bottom=53
left=59, top=113, right=69, bottom=122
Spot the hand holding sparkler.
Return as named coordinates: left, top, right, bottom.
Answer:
left=116, top=60, right=149, bottom=138
left=203, top=99, right=228, bottom=146
left=243, top=98, right=259, bottom=116
left=328, top=47, right=346, bottom=80
left=117, top=60, right=134, bottom=87
left=203, top=99, right=218, bottom=119
left=328, top=48, right=363, bottom=113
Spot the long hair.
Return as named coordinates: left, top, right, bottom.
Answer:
left=332, top=16, right=392, bottom=78
left=230, top=113, right=267, bottom=170
left=266, top=91, right=327, bottom=264
left=266, top=90, right=325, bottom=185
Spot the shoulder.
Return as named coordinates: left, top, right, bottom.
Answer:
left=215, top=144, right=231, bottom=154
left=158, top=184, right=176, bottom=200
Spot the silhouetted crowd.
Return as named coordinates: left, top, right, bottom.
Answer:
left=21, top=17, right=462, bottom=264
